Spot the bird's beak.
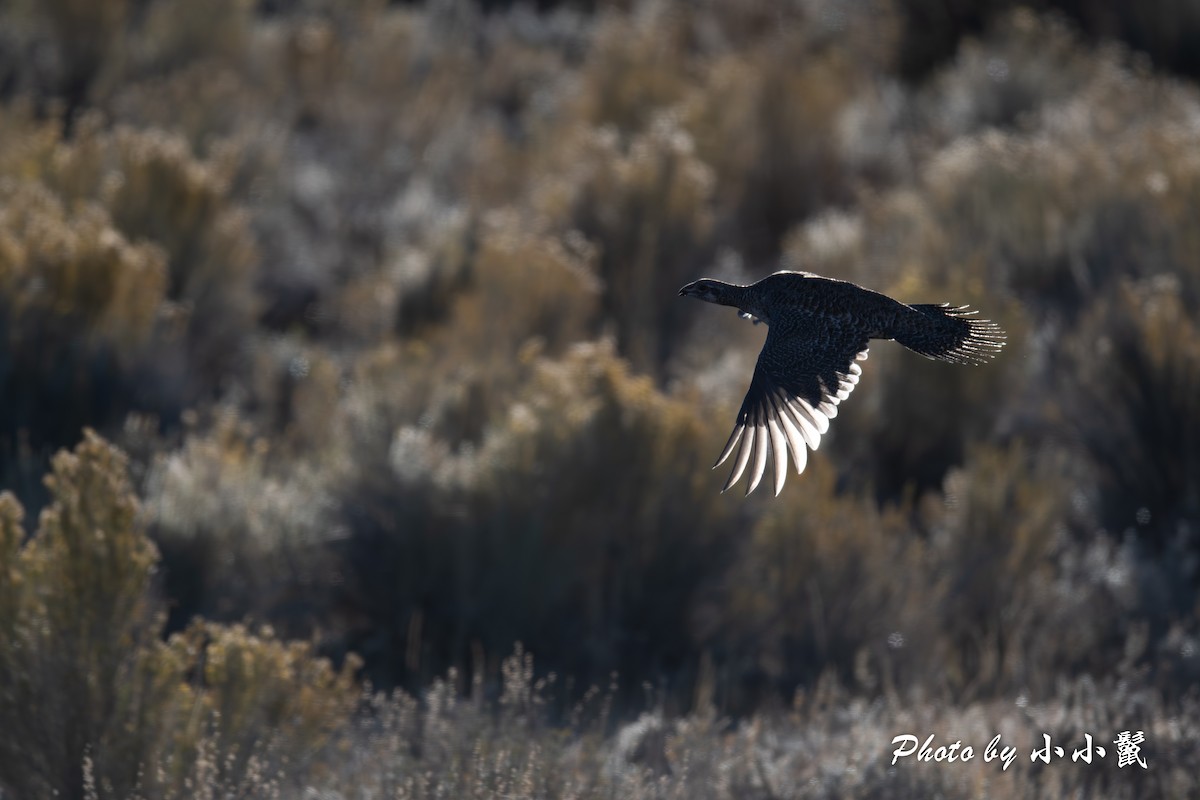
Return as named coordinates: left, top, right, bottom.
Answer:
left=679, top=281, right=699, bottom=297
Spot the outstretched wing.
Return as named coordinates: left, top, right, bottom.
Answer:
left=714, top=315, right=869, bottom=496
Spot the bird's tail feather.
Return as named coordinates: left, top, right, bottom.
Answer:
left=893, top=303, right=1006, bottom=365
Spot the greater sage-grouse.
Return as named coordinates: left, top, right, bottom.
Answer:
left=679, top=271, right=1005, bottom=496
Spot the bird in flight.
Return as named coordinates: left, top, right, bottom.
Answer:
left=679, top=271, right=1005, bottom=496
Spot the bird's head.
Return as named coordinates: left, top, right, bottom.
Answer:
left=678, top=278, right=733, bottom=306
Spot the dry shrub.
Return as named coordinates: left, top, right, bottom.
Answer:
left=4, top=5, right=1200, bottom=796
left=34, top=0, right=129, bottom=106
left=334, top=341, right=738, bottom=692
left=37, top=113, right=259, bottom=369
left=120, top=0, right=254, bottom=81
left=108, top=61, right=265, bottom=150
left=102, top=127, right=258, bottom=367
left=434, top=216, right=601, bottom=365
left=0, top=177, right=167, bottom=482
left=13, top=0, right=257, bottom=116
left=545, top=117, right=716, bottom=375
left=191, top=6, right=497, bottom=334
left=332, top=217, right=600, bottom=462
left=681, top=40, right=874, bottom=260
left=703, top=442, right=1137, bottom=708
left=1057, top=277, right=1200, bottom=639
left=771, top=10, right=1200, bottom=318
left=835, top=312, right=1022, bottom=500
left=472, top=341, right=737, bottom=677
left=920, top=443, right=1134, bottom=699
left=1061, top=277, right=1200, bottom=539
left=0, top=108, right=260, bottom=523
left=522, top=1, right=903, bottom=374
left=780, top=199, right=1024, bottom=499
left=915, top=10, right=1104, bottom=140
left=0, top=432, right=359, bottom=800
left=333, top=649, right=1199, bottom=800
left=913, top=51, right=1200, bottom=314
left=701, top=463, right=920, bottom=705
left=0, top=108, right=259, bottom=384
left=575, top=6, right=693, bottom=134
left=143, top=412, right=342, bottom=634
left=158, top=619, right=360, bottom=790
left=0, top=180, right=166, bottom=349
left=917, top=131, right=1169, bottom=316
left=0, top=431, right=159, bottom=799
left=776, top=27, right=1200, bottom=498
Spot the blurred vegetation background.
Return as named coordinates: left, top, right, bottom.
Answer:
left=1, top=0, right=1199, bottom=797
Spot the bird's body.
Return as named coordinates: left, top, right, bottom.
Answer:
left=679, top=270, right=1005, bottom=496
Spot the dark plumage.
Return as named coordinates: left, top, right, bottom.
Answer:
left=679, top=270, right=1006, bottom=496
